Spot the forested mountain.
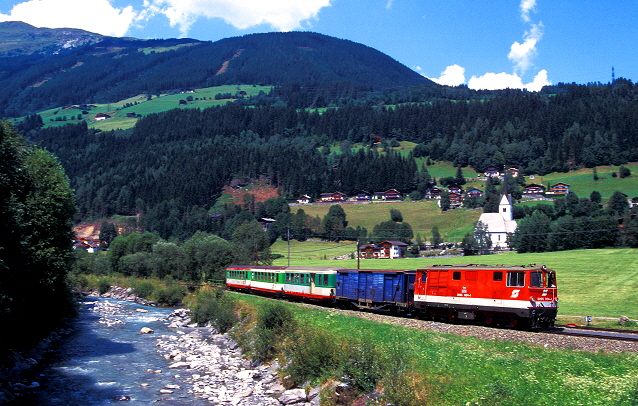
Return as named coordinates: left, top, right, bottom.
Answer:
left=0, top=23, right=430, bottom=118
left=23, top=79, right=638, bottom=240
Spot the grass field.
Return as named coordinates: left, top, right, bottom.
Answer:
left=292, top=200, right=482, bottom=242
left=233, top=293, right=638, bottom=405
left=270, top=246, right=638, bottom=319
left=28, top=85, right=272, bottom=131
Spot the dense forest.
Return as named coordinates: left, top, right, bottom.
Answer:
left=22, top=79, right=638, bottom=235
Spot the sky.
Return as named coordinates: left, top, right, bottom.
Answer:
left=1, top=0, right=637, bottom=91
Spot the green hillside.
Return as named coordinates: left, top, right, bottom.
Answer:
left=293, top=201, right=481, bottom=242
left=30, top=85, right=272, bottom=131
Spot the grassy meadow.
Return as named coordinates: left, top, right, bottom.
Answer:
left=232, top=293, right=638, bottom=405
left=29, top=85, right=272, bottom=131
left=292, top=200, right=482, bottom=242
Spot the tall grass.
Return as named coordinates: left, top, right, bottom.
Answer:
left=230, top=293, right=638, bottom=405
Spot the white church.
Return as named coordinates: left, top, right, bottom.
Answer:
left=477, top=183, right=518, bottom=250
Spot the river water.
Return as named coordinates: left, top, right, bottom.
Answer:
left=17, top=297, right=197, bottom=405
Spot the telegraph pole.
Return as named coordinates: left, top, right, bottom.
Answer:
left=287, top=227, right=291, bottom=266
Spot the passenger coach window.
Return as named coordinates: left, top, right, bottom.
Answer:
left=493, top=272, right=503, bottom=281
left=452, top=271, right=461, bottom=280
left=507, top=271, right=525, bottom=287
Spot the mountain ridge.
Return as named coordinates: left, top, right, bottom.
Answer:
left=0, top=23, right=432, bottom=118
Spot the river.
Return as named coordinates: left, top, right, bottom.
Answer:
left=16, top=297, right=196, bottom=405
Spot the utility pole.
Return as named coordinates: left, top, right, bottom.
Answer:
left=357, top=239, right=360, bottom=270
left=287, top=227, right=291, bottom=266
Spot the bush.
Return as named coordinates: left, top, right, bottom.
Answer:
left=133, top=281, right=154, bottom=299
left=282, top=323, right=339, bottom=386
left=253, top=302, right=296, bottom=362
left=156, top=284, right=187, bottom=306
left=340, top=338, right=382, bottom=393
left=189, top=288, right=237, bottom=333
left=97, top=278, right=111, bottom=295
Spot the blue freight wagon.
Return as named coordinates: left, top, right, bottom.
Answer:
left=335, top=269, right=415, bottom=313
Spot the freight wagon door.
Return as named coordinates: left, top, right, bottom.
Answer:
left=427, top=270, right=448, bottom=296
left=358, top=272, right=371, bottom=301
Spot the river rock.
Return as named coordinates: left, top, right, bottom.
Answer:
left=140, top=327, right=154, bottom=334
left=279, top=388, right=307, bottom=404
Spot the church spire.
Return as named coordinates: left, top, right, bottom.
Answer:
left=499, top=176, right=513, bottom=221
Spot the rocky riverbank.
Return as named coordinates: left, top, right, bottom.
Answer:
left=89, top=287, right=323, bottom=404
left=157, top=309, right=320, bottom=405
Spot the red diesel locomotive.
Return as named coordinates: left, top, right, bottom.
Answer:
left=413, top=264, right=558, bottom=328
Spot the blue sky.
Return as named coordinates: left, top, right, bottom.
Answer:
left=1, top=0, right=636, bottom=90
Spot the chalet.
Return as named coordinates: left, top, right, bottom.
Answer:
left=73, top=237, right=101, bottom=253
left=449, top=192, right=464, bottom=206
left=372, top=192, right=385, bottom=201
left=356, top=190, right=372, bottom=201
left=297, top=194, right=311, bottom=204
left=359, top=240, right=408, bottom=259
left=383, top=189, right=402, bottom=201
left=258, top=217, right=276, bottom=231
left=546, top=182, right=570, bottom=195
left=506, top=167, right=520, bottom=178
left=523, top=184, right=546, bottom=198
left=319, top=192, right=346, bottom=202
left=95, top=113, right=111, bottom=121
left=484, top=166, right=501, bottom=178
left=448, top=184, right=463, bottom=194
left=466, top=188, right=483, bottom=199
left=377, top=240, right=408, bottom=258
left=425, top=187, right=442, bottom=199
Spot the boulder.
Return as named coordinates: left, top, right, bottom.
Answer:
left=278, top=388, right=307, bottom=404
left=140, top=327, right=154, bottom=334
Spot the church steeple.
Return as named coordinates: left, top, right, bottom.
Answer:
left=499, top=177, right=513, bottom=221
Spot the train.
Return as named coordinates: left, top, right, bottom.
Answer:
left=226, top=264, right=558, bottom=329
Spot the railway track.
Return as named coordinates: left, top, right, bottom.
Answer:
left=545, top=325, right=638, bottom=342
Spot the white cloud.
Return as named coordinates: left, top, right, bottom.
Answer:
left=508, top=22, right=543, bottom=75
left=150, top=0, right=332, bottom=37
left=468, top=69, right=550, bottom=91
left=0, top=0, right=138, bottom=37
left=520, top=0, right=537, bottom=22
left=385, top=0, right=394, bottom=10
left=427, top=64, right=466, bottom=86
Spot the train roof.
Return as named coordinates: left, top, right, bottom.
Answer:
left=418, top=264, right=552, bottom=271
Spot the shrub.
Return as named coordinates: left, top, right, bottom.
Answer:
left=189, top=288, right=237, bottom=333
left=253, top=302, right=296, bottom=362
left=339, top=338, right=382, bottom=393
left=156, top=284, right=187, bottom=306
left=282, top=323, right=339, bottom=386
left=133, top=281, right=154, bottom=299
left=97, top=278, right=111, bottom=295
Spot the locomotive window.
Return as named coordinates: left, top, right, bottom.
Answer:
left=530, top=272, right=543, bottom=287
left=323, top=274, right=329, bottom=285
left=493, top=272, right=503, bottom=281
left=507, top=271, right=525, bottom=287
left=452, top=271, right=461, bottom=280
left=421, top=273, right=427, bottom=283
